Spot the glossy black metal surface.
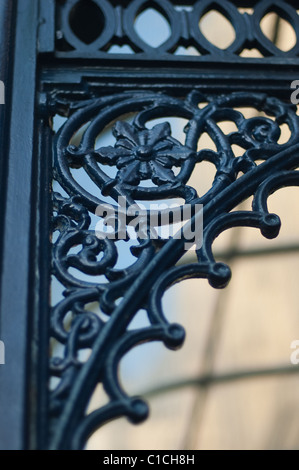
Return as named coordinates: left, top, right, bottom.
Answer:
left=49, top=90, right=299, bottom=449
left=53, top=0, right=299, bottom=63
left=1, top=0, right=299, bottom=450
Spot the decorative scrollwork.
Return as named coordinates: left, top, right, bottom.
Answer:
left=53, top=0, right=299, bottom=61
left=49, top=89, right=299, bottom=449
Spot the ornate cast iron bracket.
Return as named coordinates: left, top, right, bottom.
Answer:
left=48, top=89, right=299, bottom=449
left=2, top=0, right=299, bottom=450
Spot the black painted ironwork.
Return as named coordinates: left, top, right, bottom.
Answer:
left=53, top=0, right=299, bottom=62
left=1, top=0, right=299, bottom=450
left=49, top=90, right=299, bottom=449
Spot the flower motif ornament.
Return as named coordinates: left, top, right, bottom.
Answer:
left=95, top=121, right=195, bottom=188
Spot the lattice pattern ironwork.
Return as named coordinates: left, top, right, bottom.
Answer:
left=52, top=0, right=299, bottom=62
left=4, top=0, right=299, bottom=452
